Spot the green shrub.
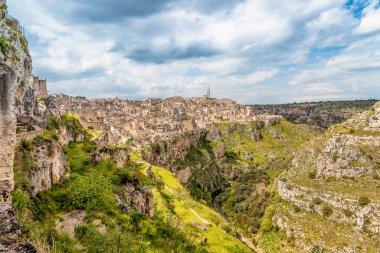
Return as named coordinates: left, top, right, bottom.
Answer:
left=293, top=205, right=301, bottom=213
left=67, top=171, right=115, bottom=211
left=46, top=117, right=60, bottom=130
left=0, top=36, right=9, bottom=56
left=22, top=150, right=33, bottom=171
left=349, top=129, right=355, bottom=134
left=343, top=209, right=354, bottom=217
left=12, top=189, right=30, bottom=210
left=1, top=2, right=7, bottom=12
left=18, top=34, right=30, bottom=56
left=308, top=170, right=317, bottom=179
left=358, top=197, right=370, bottom=207
left=322, top=206, right=333, bottom=217
left=225, top=150, right=239, bottom=161
left=260, top=206, right=276, bottom=233
left=21, top=139, right=32, bottom=151
left=312, top=198, right=323, bottom=205
left=10, top=44, right=20, bottom=61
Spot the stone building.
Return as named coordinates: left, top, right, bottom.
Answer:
left=32, top=76, right=47, bottom=99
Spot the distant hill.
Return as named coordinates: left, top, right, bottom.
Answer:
left=250, top=100, right=379, bottom=128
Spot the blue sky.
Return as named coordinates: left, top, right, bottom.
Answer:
left=8, top=0, right=380, bottom=104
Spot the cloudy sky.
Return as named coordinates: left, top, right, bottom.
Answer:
left=8, top=0, right=380, bottom=104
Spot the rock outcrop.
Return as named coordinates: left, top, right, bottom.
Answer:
left=0, top=63, right=16, bottom=193
left=92, top=146, right=130, bottom=168
left=0, top=202, right=37, bottom=252
left=123, top=183, right=154, bottom=217
left=143, top=130, right=208, bottom=169
left=27, top=139, right=69, bottom=197
left=44, top=95, right=61, bottom=121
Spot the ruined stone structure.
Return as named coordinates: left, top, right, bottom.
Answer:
left=32, top=76, right=47, bottom=100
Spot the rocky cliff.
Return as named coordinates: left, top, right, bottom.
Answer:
left=275, top=102, right=380, bottom=252
left=0, top=5, right=34, bottom=194
left=143, top=130, right=208, bottom=169
left=27, top=139, right=69, bottom=197
left=0, top=7, right=38, bottom=251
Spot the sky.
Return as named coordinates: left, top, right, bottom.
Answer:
left=7, top=0, right=380, bottom=104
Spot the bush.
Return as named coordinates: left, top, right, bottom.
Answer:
left=21, top=139, right=32, bottom=151
left=67, top=171, right=115, bottom=211
left=0, top=36, right=9, bottom=56
left=12, top=189, right=30, bottom=210
left=312, top=198, right=323, bottom=205
left=260, top=206, right=275, bottom=233
left=358, top=197, right=370, bottom=207
left=308, top=170, right=317, bottom=179
left=322, top=206, right=333, bottom=217
left=293, top=205, right=301, bottom=213
left=343, top=209, right=354, bottom=217
left=46, top=117, right=60, bottom=130
left=225, top=150, right=239, bottom=161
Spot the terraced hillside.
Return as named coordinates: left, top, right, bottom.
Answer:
left=274, top=102, right=380, bottom=252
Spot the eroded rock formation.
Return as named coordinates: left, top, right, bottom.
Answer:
left=123, top=183, right=154, bottom=217
left=27, top=139, right=69, bottom=197
left=0, top=63, right=16, bottom=194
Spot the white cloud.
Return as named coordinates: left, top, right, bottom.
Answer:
left=355, top=0, right=380, bottom=35
left=7, top=0, right=380, bottom=104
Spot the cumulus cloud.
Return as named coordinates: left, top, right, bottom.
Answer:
left=7, top=0, right=380, bottom=104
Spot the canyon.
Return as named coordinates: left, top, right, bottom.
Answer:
left=1, top=4, right=379, bottom=253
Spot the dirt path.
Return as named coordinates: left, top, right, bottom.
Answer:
left=189, top=208, right=210, bottom=225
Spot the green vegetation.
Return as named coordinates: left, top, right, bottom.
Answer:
left=14, top=139, right=214, bottom=252
left=343, top=209, right=354, bottom=218
left=1, top=2, right=7, bottom=12
left=312, top=198, right=323, bottom=205
left=10, top=44, right=20, bottom=61
left=46, top=117, right=60, bottom=130
left=308, top=170, right=317, bottom=179
left=322, top=206, right=333, bottom=218
left=358, top=196, right=370, bottom=207
left=0, top=36, right=9, bottom=56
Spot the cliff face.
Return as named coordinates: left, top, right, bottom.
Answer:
left=143, top=130, right=208, bottom=169
left=0, top=63, right=16, bottom=193
left=28, top=139, right=69, bottom=197
left=275, top=102, right=380, bottom=252
left=0, top=9, right=33, bottom=195
left=0, top=8, right=38, bottom=252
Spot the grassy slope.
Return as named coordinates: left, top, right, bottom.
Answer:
left=13, top=135, right=251, bottom=253
left=149, top=165, right=252, bottom=253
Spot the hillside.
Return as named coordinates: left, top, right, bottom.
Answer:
left=251, top=100, right=378, bottom=128
left=272, top=102, right=380, bottom=252
left=143, top=119, right=323, bottom=250
left=11, top=114, right=252, bottom=252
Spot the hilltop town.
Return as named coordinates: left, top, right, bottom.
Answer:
left=52, top=88, right=282, bottom=142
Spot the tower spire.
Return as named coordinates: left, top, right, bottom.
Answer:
left=207, top=86, right=210, bottom=99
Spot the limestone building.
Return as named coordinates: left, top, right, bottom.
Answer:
left=32, top=76, right=47, bottom=99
